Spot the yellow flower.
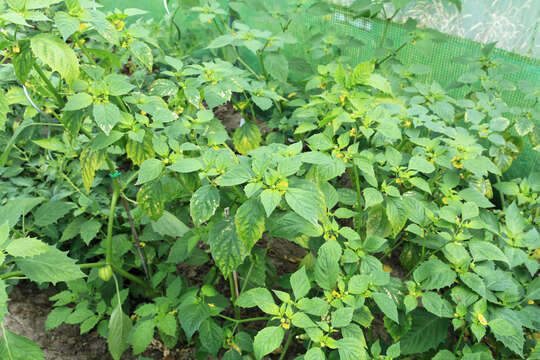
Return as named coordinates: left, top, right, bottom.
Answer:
left=139, top=242, right=146, bottom=247
left=121, top=41, right=128, bottom=48
left=383, top=264, right=392, bottom=273
left=12, top=45, right=19, bottom=53
left=277, top=181, right=288, bottom=188
left=78, top=23, right=87, bottom=31
left=114, top=20, right=125, bottom=31
left=207, top=19, right=213, bottom=23
left=404, top=120, right=412, bottom=127
left=140, top=110, right=147, bottom=116
left=528, top=300, right=535, bottom=305
left=349, top=128, right=356, bottom=137
left=287, top=92, right=297, bottom=98
left=282, top=322, right=290, bottom=330
left=336, top=153, right=344, bottom=158
left=477, top=313, right=488, bottom=326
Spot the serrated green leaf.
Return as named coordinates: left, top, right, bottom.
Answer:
left=80, top=146, right=105, bottom=193
left=337, top=337, right=368, bottom=360
left=46, top=307, right=72, bottom=330
left=253, top=326, right=284, bottom=360
left=413, top=259, right=456, bottom=290
left=199, top=319, right=223, bottom=356
left=235, top=198, right=265, bottom=250
left=33, top=201, right=75, bottom=227
left=265, top=53, right=289, bottom=82
left=54, top=11, right=80, bottom=40
left=151, top=211, right=189, bottom=238
left=409, top=156, right=435, bottom=174
left=305, top=347, right=326, bottom=360
left=468, top=241, right=508, bottom=264
left=15, top=245, right=85, bottom=284
left=168, top=158, right=203, bottom=173
left=31, top=34, right=79, bottom=84
left=130, top=40, right=153, bottom=71
left=421, top=292, right=453, bottom=318
left=208, top=218, right=249, bottom=278
left=136, top=158, right=163, bottom=185
left=93, top=102, right=121, bottom=136
left=0, top=330, right=45, bottom=360
left=137, top=181, right=165, bottom=221
left=363, top=187, right=383, bottom=209
left=332, top=307, right=354, bottom=328
left=5, top=237, right=48, bottom=257
left=237, top=287, right=279, bottom=315
left=108, top=304, right=132, bottom=360
left=400, top=309, right=449, bottom=355
left=285, top=184, right=324, bottom=225
left=80, top=219, right=101, bottom=246
left=372, top=292, right=399, bottom=323
left=130, top=320, right=155, bottom=355
left=314, top=241, right=342, bottom=290
left=190, top=185, right=220, bottom=226
left=126, top=131, right=155, bottom=166
left=233, top=122, right=261, bottom=155
left=177, top=301, right=210, bottom=340
left=64, top=93, right=93, bottom=111
left=290, top=266, right=310, bottom=300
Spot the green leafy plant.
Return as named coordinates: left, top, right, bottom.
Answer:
left=0, top=0, right=537, bottom=359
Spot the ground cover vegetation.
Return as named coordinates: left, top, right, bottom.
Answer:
left=0, top=0, right=539, bottom=359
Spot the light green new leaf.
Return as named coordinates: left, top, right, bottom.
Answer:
left=108, top=304, right=132, bottom=360
left=54, top=11, right=80, bottom=40
left=235, top=198, right=265, bottom=250
left=215, top=165, right=253, bottom=186
left=372, top=292, right=399, bottom=323
left=208, top=218, right=249, bottom=278
left=151, top=211, right=189, bottom=238
left=5, top=237, right=48, bottom=257
left=290, top=266, right=310, bottom=300
left=314, top=241, right=342, bottom=290
left=409, top=156, right=435, bottom=174
left=93, top=102, right=121, bottom=136
left=363, top=187, right=383, bottom=209
left=15, top=245, right=85, bottom=284
left=0, top=330, right=45, bottom=360
left=365, top=73, right=393, bottom=95
left=237, top=287, right=279, bottom=315
left=136, top=158, right=164, bottom=185
left=253, top=326, right=284, bottom=360
left=168, top=158, right=203, bottom=173
left=413, top=259, right=456, bottom=290
left=260, top=189, right=282, bottom=217
left=131, top=320, right=155, bottom=355
left=64, top=93, right=93, bottom=111
left=458, top=188, right=494, bottom=208
left=31, top=34, right=79, bottom=84
left=190, top=185, right=220, bottom=226
left=332, top=307, right=354, bottom=328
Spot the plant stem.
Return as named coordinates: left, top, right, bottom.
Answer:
left=376, top=40, right=408, bottom=67
left=454, top=327, right=466, bottom=352
left=279, top=330, right=295, bottom=360
left=217, top=314, right=271, bottom=323
left=495, top=175, right=506, bottom=209
left=120, top=196, right=150, bottom=280
left=105, top=186, right=120, bottom=266
left=75, top=34, right=97, bottom=66
left=229, top=275, right=240, bottom=320
left=0, top=271, right=23, bottom=280
left=350, top=163, right=363, bottom=231
left=239, top=259, right=255, bottom=294
left=110, top=263, right=150, bottom=291
left=33, top=63, right=65, bottom=107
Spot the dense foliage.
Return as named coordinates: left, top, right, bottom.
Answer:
left=0, top=0, right=539, bottom=359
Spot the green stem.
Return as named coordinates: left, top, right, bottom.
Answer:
left=80, top=262, right=106, bottom=269
left=229, top=275, right=240, bottom=320
left=376, top=40, right=408, bottom=67
left=105, top=186, right=120, bottom=265
left=258, top=51, right=269, bottom=81
left=239, top=259, right=255, bottom=294
left=217, top=314, right=271, bottom=323
left=75, top=34, right=97, bottom=66
left=454, top=327, right=466, bottom=352
left=495, top=175, right=506, bottom=209
left=0, top=271, right=23, bottom=280
left=110, top=263, right=150, bottom=291
left=350, top=163, right=363, bottom=231
left=379, top=8, right=399, bottom=48
left=279, top=330, right=295, bottom=360
left=33, top=63, right=65, bottom=107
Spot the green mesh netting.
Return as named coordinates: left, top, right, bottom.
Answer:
left=100, top=0, right=539, bottom=177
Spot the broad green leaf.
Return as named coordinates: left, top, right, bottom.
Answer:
left=108, top=304, right=132, bottom=360
left=34, top=201, right=75, bottom=227
left=136, top=158, right=164, bottom=185
left=137, top=181, right=165, bottom=221
left=130, top=320, right=155, bottom=355
left=215, top=165, right=253, bottom=186
left=5, top=237, right=48, bottom=257
left=490, top=308, right=524, bottom=357
left=297, top=298, right=329, bottom=317
left=126, top=132, right=155, bottom=166
left=0, top=330, right=45, bottom=360
left=372, top=292, right=398, bottom=323
left=409, top=156, right=435, bottom=174
left=190, top=185, right=220, bottom=226
left=458, top=188, right=494, bottom=208
left=285, top=185, right=325, bottom=225
left=80, top=219, right=101, bottom=246
left=505, top=202, right=525, bottom=235
left=177, top=300, right=210, bottom=340
left=291, top=312, right=318, bottom=328
left=421, top=292, right=453, bottom=318
left=290, top=266, right=310, bottom=300
left=365, top=73, right=393, bottom=95
left=259, top=189, right=282, bottom=217
left=54, top=11, right=80, bottom=40
left=443, top=243, right=470, bottom=267
left=31, top=34, right=79, bottom=84
left=468, top=241, right=508, bottom=264
left=151, top=211, right=189, bottom=238
left=80, top=146, right=105, bottom=193
left=130, top=40, right=153, bottom=71
left=305, top=347, right=326, bottom=360
left=348, top=274, right=369, bottom=294
left=363, top=187, right=383, bottom=209
left=332, top=307, right=354, bottom=328
left=89, top=10, right=120, bottom=45
left=208, top=218, right=249, bottom=277
left=64, top=93, right=93, bottom=111
left=93, top=102, right=121, bottom=136
left=233, top=122, right=261, bottom=155
left=15, top=245, right=85, bottom=284
left=409, top=177, right=431, bottom=194
left=45, top=307, right=72, bottom=330
left=252, top=96, right=272, bottom=111
left=237, top=287, right=279, bottom=315
left=253, top=326, right=284, bottom=360
left=314, top=241, right=342, bottom=290
left=489, top=318, right=516, bottom=337
left=168, top=158, right=203, bottom=173
left=337, top=337, right=368, bottom=360
left=413, top=259, right=456, bottom=290
left=33, top=138, right=67, bottom=153
left=199, top=319, right=223, bottom=356
left=265, top=53, right=289, bottom=82
left=13, top=40, right=33, bottom=83
left=386, top=198, right=408, bottom=236
left=235, top=198, right=265, bottom=250
left=400, top=309, right=449, bottom=355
